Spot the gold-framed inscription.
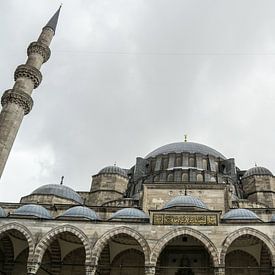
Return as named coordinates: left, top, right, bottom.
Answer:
left=153, top=213, right=218, bottom=225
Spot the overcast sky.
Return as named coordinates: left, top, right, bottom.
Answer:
left=1, top=0, right=275, bottom=202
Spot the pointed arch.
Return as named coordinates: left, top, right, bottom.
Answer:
left=0, top=222, right=35, bottom=261
left=33, top=224, right=92, bottom=264
left=220, top=227, right=275, bottom=266
left=91, top=226, right=150, bottom=265
left=150, top=227, right=219, bottom=267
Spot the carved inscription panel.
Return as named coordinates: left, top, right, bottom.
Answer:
left=153, top=213, right=218, bottom=226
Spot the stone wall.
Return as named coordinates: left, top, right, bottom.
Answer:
left=142, top=184, right=226, bottom=213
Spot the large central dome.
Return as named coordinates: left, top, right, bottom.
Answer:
left=145, top=142, right=226, bottom=159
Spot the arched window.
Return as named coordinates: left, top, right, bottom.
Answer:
left=167, top=174, right=173, bottom=182
left=189, top=158, right=195, bottom=167
left=182, top=173, right=188, bottom=182
left=196, top=174, right=203, bottom=182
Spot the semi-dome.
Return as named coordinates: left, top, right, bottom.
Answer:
left=146, top=142, right=226, bottom=159
left=14, top=204, right=52, bottom=219
left=110, top=208, right=149, bottom=220
left=223, top=209, right=260, bottom=220
left=0, top=207, right=6, bottom=217
left=243, top=166, right=273, bottom=178
left=58, top=206, right=99, bottom=221
left=31, top=184, right=83, bottom=204
left=98, top=165, right=128, bottom=178
left=164, top=195, right=208, bottom=210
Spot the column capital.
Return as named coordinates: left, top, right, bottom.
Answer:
left=1, top=89, right=33, bottom=115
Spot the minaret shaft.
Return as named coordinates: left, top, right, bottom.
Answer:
left=0, top=9, right=59, bottom=179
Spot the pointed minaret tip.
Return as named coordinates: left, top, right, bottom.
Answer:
left=44, top=5, right=62, bottom=34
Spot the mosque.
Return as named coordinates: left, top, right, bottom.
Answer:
left=0, top=7, right=274, bottom=275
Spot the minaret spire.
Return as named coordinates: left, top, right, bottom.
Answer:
left=0, top=8, right=61, bottom=179
left=44, top=5, right=62, bottom=34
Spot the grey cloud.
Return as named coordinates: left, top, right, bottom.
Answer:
left=1, top=0, right=275, bottom=201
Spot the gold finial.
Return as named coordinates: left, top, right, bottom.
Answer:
left=184, top=134, right=188, bottom=142
left=60, top=176, right=64, bottom=185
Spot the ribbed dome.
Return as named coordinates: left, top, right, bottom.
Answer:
left=14, top=204, right=52, bottom=219
left=164, top=195, right=208, bottom=210
left=110, top=208, right=149, bottom=220
left=0, top=207, right=6, bottom=217
left=271, top=214, right=275, bottom=222
left=31, top=184, right=83, bottom=204
left=146, top=142, right=225, bottom=159
left=223, top=209, right=260, bottom=220
left=243, top=166, right=273, bottom=178
left=98, top=166, right=127, bottom=178
left=59, top=206, right=99, bottom=221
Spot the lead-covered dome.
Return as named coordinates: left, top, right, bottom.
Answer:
left=98, top=165, right=128, bottom=178
left=223, top=209, right=260, bottom=220
left=110, top=208, right=149, bottom=220
left=31, top=184, right=83, bottom=204
left=243, top=166, right=273, bottom=178
left=14, top=204, right=52, bottom=219
left=164, top=195, right=208, bottom=210
left=146, top=142, right=225, bottom=159
left=58, top=206, right=99, bottom=221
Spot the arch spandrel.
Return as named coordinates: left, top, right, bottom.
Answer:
left=0, top=222, right=35, bottom=261
left=150, top=227, right=219, bottom=267
left=220, top=227, right=275, bottom=266
left=33, top=224, right=92, bottom=264
left=91, top=226, right=151, bottom=265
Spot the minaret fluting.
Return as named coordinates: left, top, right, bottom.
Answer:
left=0, top=7, right=61, bottom=179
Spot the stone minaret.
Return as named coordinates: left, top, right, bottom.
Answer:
left=0, top=7, right=61, bottom=179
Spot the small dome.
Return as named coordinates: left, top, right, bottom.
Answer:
left=110, top=208, right=149, bottom=220
left=31, top=184, right=83, bottom=204
left=0, top=207, right=6, bottom=217
left=223, top=209, right=260, bottom=220
left=59, top=206, right=99, bottom=221
left=164, top=195, right=208, bottom=210
left=271, top=214, right=275, bottom=222
left=146, top=142, right=225, bottom=159
left=98, top=166, right=128, bottom=178
left=14, top=204, right=52, bottom=219
left=243, top=166, right=273, bottom=178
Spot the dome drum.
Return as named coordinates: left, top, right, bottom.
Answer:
left=151, top=169, right=219, bottom=184
left=147, top=147, right=223, bottom=175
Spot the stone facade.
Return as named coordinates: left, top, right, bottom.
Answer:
left=0, top=7, right=275, bottom=275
